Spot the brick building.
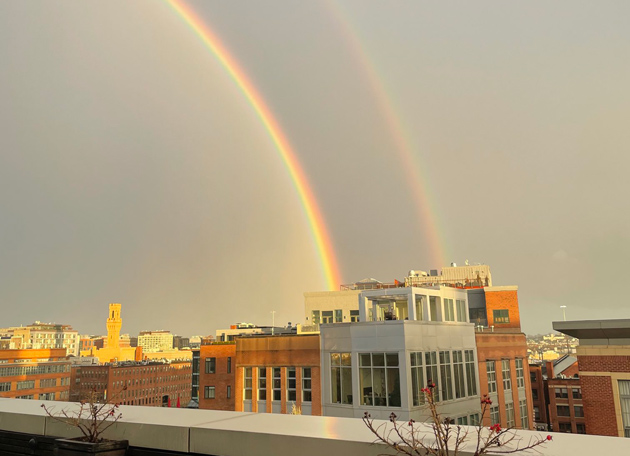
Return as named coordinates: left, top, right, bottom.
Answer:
left=0, top=348, right=70, bottom=401
left=70, top=360, right=192, bottom=407
left=235, top=334, right=321, bottom=416
left=529, top=364, right=549, bottom=428
left=554, top=319, right=630, bottom=438
left=199, top=343, right=236, bottom=411
left=469, top=287, right=533, bottom=430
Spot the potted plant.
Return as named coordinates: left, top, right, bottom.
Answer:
left=42, top=388, right=128, bottom=455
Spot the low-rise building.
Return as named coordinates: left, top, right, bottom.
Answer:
left=0, top=348, right=71, bottom=401
left=70, top=360, right=192, bottom=407
left=199, top=343, right=236, bottom=411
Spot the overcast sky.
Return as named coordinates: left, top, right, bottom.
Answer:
left=1, top=1, right=628, bottom=337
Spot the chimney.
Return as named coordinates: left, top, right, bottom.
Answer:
left=545, top=361, right=554, bottom=379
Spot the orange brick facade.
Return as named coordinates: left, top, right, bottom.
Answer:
left=0, top=348, right=70, bottom=401
left=199, top=343, right=236, bottom=411
left=70, top=361, right=192, bottom=407
left=475, top=332, right=533, bottom=429
left=484, top=290, right=521, bottom=330
left=235, top=334, right=321, bottom=415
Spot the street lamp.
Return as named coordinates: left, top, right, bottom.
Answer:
left=560, top=305, right=567, bottom=321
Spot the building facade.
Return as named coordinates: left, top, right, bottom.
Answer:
left=554, top=319, right=630, bottom=438
left=0, top=348, right=71, bottom=401
left=70, top=360, right=192, bottom=407
left=199, top=343, right=236, bottom=411
left=4, top=323, right=79, bottom=357
left=138, top=331, right=174, bottom=353
left=235, top=334, right=321, bottom=416
left=84, top=304, right=141, bottom=363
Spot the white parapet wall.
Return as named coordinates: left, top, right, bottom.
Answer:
left=1, top=399, right=629, bottom=455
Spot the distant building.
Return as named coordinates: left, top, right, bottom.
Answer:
left=70, top=360, right=192, bottom=406
left=138, top=331, right=174, bottom=353
left=173, top=336, right=190, bottom=350
left=303, top=290, right=361, bottom=330
left=405, top=263, right=492, bottom=288
left=2, top=322, right=79, bottom=357
left=82, top=304, right=142, bottom=363
left=554, top=319, right=630, bottom=438
left=0, top=348, right=71, bottom=401
left=215, top=323, right=296, bottom=342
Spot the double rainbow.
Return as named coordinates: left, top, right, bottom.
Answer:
left=164, top=0, right=341, bottom=291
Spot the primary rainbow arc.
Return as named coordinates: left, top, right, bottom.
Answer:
left=165, top=0, right=341, bottom=290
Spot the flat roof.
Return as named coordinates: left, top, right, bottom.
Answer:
left=553, top=319, right=630, bottom=341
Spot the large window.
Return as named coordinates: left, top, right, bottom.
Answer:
left=555, top=388, right=568, bottom=399
left=287, top=367, right=297, bottom=402
left=273, top=367, right=282, bottom=401
left=493, top=310, right=510, bottom=324
left=410, top=352, right=425, bottom=406
left=515, top=359, right=525, bottom=388
left=487, top=361, right=497, bottom=393
left=429, top=297, right=439, bottom=321
left=620, top=380, right=630, bottom=438
left=16, top=380, right=35, bottom=390
left=506, top=402, right=515, bottom=427
left=335, top=310, right=343, bottom=323
left=258, top=368, right=267, bottom=401
left=502, top=360, right=512, bottom=391
left=574, top=405, right=584, bottom=418
left=425, top=351, right=439, bottom=401
left=490, top=405, right=500, bottom=425
left=519, top=399, right=528, bottom=429
left=439, top=351, right=453, bottom=400
left=311, top=310, right=320, bottom=325
left=322, top=311, right=334, bottom=324
left=456, top=299, right=467, bottom=322
left=444, top=299, right=455, bottom=321
left=244, top=368, right=252, bottom=400
left=302, top=368, right=312, bottom=402
left=572, top=388, right=582, bottom=399
left=0, top=382, right=10, bottom=392
left=359, top=353, right=401, bottom=407
left=204, top=386, right=215, bottom=399
left=465, top=350, right=477, bottom=396
left=205, top=357, right=216, bottom=374
left=350, top=310, right=360, bottom=322
left=39, top=392, right=55, bottom=401
left=330, top=353, right=352, bottom=405
left=453, top=351, right=465, bottom=399
left=415, top=296, right=424, bottom=321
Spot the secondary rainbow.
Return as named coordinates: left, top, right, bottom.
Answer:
left=326, top=1, right=447, bottom=267
left=164, top=0, right=341, bottom=290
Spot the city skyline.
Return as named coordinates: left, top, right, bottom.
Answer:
left=1, top=1, right=629, bottom=336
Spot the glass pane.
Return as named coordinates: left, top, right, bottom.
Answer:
left=341, top=353, right=352, bottom=366
left=373, top=353, right=385, bottom=367
left=341, top=368, right=353, bottom=404
left=331, top=367, right=340, bottom=403
left=360, top=367, right=372, bottom=405
left=386, top=353, right=399, bottom=367
left=387, top=367, right=401, bottom=407
left=331, top=353, right=340, bottom=366
left=359, top=353, right=371, bottom=367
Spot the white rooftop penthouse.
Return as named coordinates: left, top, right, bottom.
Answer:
left=321, top=286, right=480, bottom=423
left=359, top=285, right=469, bottom=324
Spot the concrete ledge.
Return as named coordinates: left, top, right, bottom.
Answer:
left=2, top=399, right=630, bottom=455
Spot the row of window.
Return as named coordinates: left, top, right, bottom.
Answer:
left=486, top=359, right=525, bottom=393
left=557, top=405, right=584, bottom=417
left=0, top=364, right=70, bottom=376
left=242, top=367, right=312, bottom=402
left=311, top=310, right=360, bottom=325
left=554, top=387, right=582, bottom=399
left=329, top=350, right=478, bottom=408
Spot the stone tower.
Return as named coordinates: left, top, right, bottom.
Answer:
left=106, top=303, right=122, bottom=349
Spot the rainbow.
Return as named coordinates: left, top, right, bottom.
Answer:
left=325, top=1, right=447, bottom=267
left=164, top=0, right=341, bottom=290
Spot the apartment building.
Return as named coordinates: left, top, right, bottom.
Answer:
left=138, top=331, right=174, bottom=353
left=469, top=286, right=534, bottom=430
left=0, top=348, right=71, bottom=401
left=554, top=319, right=630, bottom=438
left=320, top=286, right=481, bottom=422
left=3, top=323, right=79, bottom=357
left=70, top=360, right=192, bottom=406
